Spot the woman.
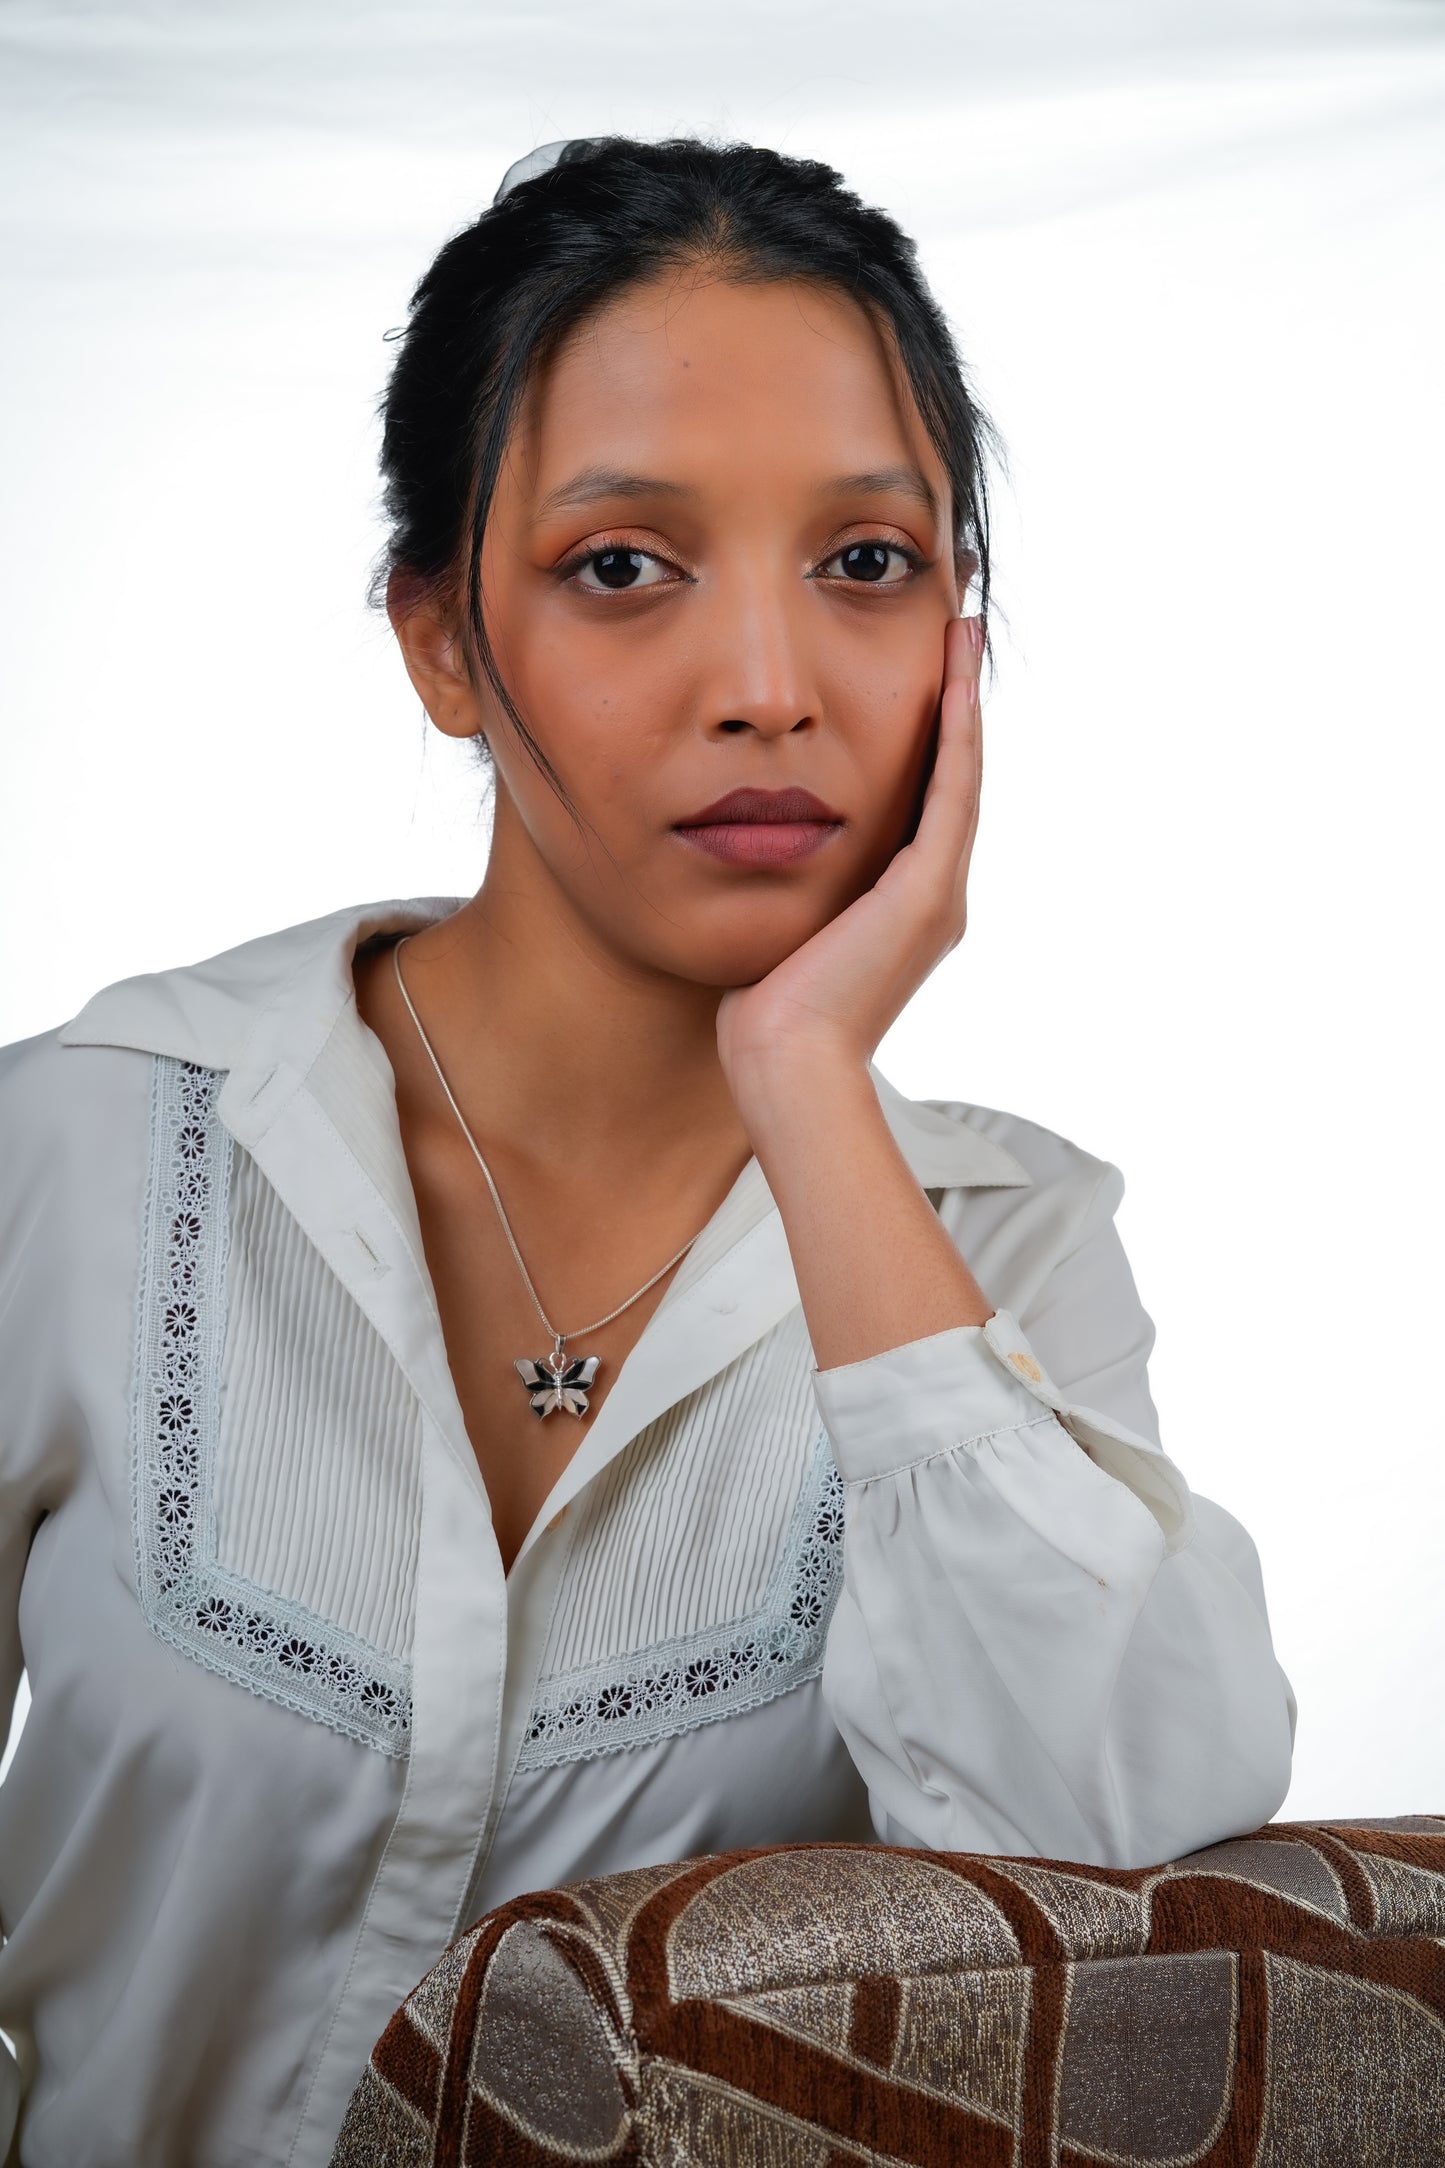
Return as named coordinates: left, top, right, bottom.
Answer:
left=0, top=138, right=1294, bottom=2167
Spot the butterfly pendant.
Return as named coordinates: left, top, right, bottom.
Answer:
left=513, top=1350, right=600, bottom=1420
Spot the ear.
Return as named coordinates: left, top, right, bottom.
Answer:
left=386, top=568, right=487, bottom=742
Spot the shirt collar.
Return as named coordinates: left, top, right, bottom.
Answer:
left=57, top=894, right=1031, bottom=1196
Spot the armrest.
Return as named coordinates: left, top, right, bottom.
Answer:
left=330, top=1814, right=1445, bottom=2165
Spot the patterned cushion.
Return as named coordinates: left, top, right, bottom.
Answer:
left=330, top=1816, right=1445, bottom=2165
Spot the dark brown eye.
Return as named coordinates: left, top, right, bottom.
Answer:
left=572, top=546, right=675, bottom=592
left=593, top=549, right=644, bottom=588
left=844, top=544, right=889, bottom=581
left=820, top=541, right=914, bottom=585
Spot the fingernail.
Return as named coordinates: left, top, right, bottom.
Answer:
left=966, top=615, right=985, bottom=661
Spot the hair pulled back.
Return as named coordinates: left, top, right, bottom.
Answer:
left=377, top=136, right=997, bottom=786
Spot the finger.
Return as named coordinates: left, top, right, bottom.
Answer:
left=901, top=620, right=982, bottom=956
left=942, top=612, right=983, bottom=748
left=969, top=616, right=984, bottom=847
left=939, top=612, right=979, bottom=729
left=913, top=616, right=982, bottom=860
left=943, top=609, right=980, bottom=690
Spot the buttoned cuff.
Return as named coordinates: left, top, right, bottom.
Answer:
left=813, top=1307, right=1194, bottom=1554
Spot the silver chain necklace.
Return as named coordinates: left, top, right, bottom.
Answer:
left=392, top=935, right=701, bottom=1421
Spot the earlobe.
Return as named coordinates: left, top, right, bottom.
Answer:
left=386, top=571, right=483, bottom=740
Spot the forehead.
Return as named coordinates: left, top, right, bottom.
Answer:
left=508, top=270, right=944, bottom=507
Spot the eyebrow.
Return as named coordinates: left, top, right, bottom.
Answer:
left=536, top=467, right=695, bottom=517
left=823, top=467, right=939, bottom=518
left=533, top=461, right=939, bottom=520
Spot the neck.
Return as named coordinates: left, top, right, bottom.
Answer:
left=396, top=812, right=750, bottom=1190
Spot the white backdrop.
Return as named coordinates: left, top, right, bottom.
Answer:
left=2, top=0, right=1442, bottom=1816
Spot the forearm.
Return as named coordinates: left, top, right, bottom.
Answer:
left=736, top=1055, right=993, bottom=1370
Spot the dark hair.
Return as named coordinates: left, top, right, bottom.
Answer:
left=376, top=136, right=998, bottom=794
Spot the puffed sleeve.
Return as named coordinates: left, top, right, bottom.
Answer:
left=813, top=1159, right=1297, bottom=1868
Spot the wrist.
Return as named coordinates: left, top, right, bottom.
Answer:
left=726, top=1041, right=879, bottom=1152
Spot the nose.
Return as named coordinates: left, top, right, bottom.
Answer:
left=698, top=562, right=820, bottom=740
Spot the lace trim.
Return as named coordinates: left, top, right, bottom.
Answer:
left=517, top=1427, right=845, bottom=1771
left=131, top=1057, right=413, bottom=1756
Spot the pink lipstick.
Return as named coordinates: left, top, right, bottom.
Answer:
left=672, top=785, right=845, bottom=869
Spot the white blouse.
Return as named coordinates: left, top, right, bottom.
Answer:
left=0, top=895, right=1295, bottom=2168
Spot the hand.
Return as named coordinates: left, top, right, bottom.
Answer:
left=716, top=614, right=984, bottom=1114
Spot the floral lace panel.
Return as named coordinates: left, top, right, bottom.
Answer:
left=131, top=1057, right=413, bottom=1756
left=517, top=1427, right=845, bottom=1772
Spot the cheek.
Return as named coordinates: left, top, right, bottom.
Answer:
left=515, top=624, right=688, bottom=787
left=821, top=648, right=942, bottom=881
left=833, top=645, right=940, bottom=783
left=497, top=633, right=683, bottom=843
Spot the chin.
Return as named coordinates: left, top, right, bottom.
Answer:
left=655, top=917, right=829, bottom=992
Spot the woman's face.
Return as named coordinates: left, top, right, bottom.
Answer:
left=399, top=267, right=964, bottom=988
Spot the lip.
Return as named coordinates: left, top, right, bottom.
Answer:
left=676, top=786, right=844, bottom=826
left=672, top=785, right=845, bottom=869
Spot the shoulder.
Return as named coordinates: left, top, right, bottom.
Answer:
left=931, top=1094, right=1122, bottom=1201
left=0, top=1020, right=147, bottom=1137
left=896, top=1096, right=1151, bottom=1374
left=0, top=895, right=458, bottom=1223
left=0, top=1024, right=155, bottom=1234
left=891, top=1087, right=1131, bottom=1292
left=49, top=896, right=461, bottom=1074
left=884, top=1072, right=1124, bottom=1216
left=51, top=902, right=399, bottom=1067
left=0, top=905, right=344, bottom=1218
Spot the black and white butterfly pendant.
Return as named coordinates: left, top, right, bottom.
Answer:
left=513, top=1349, right=600, bottom=1420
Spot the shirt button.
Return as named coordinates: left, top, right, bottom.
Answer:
left=1008, top=1350, right=1042, bottom=1381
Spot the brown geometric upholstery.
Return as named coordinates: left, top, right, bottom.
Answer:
left=329, top=1816, right=1445, bottom=2165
